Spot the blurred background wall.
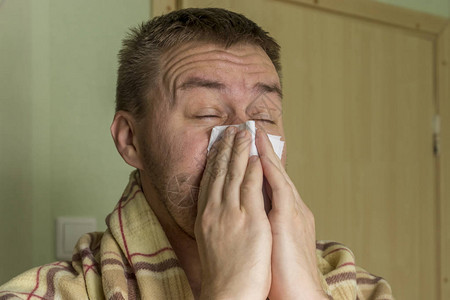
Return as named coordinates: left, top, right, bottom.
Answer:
left=0, top=0, right=448, bottom=285
left=0, top=0, right=148, bottom=283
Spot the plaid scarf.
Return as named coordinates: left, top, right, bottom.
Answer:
left=0, top=171, right=392, bottom=299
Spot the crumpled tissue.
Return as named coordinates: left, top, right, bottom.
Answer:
left=207, top=120, right=284, bottom=159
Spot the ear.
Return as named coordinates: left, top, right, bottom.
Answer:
left=110, top=111, right=144, bottom=170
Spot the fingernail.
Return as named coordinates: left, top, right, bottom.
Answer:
left=237, top=129, right=247, bottom=139
left=255, top=128, right=262, bottom=139
left=249, top=155, right=259, bottom=162
left=226, top=126, right=237, bottom=136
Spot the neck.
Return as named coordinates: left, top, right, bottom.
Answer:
left=140, top=172, right=202, bottom=299
left=165, top=223, right=202, bottom=299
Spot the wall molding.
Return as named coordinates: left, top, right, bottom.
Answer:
left=437, top=22, right=450, bottom=299
left=274, top=0, right=448, bottom=35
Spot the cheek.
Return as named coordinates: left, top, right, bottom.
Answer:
left=175, top=128, right=210, bottom=175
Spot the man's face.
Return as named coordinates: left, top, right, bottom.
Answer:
left=138, top=42, right=285, bottom=237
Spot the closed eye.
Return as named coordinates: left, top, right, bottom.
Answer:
left=195, top=116, right=275, bottom=124
left=196, top=115, right=220, bottom=119
left=253, top=119, right=276, bottom=124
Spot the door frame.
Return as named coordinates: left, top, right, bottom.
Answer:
left=150, top=0, right=450, bottom=297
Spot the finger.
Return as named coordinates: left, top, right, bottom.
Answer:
left=254, top=130, right=299, bottom=198
left=222, top=128, right=252, bottom=208
left=256, top=130, right=311, bottom=215
left=240, top=155, right=265, bottom=213
left=255, top=128, right=285, bottom=175
left=198, top=126, right=237, bottom=214
left=197, top=135, right=222, bottom=215
left=256, top=129, right=295, bottom=212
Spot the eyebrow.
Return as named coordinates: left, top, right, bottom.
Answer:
left=178, top=77, right=226, bottom=91
left=176, top=77, right=282, bottom=99
left=254, top=82, right=283, bottom=99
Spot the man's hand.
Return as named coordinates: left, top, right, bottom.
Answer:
left=195, top=127, right=272, bottom=300
left=256, top=129, right=328, bottom=300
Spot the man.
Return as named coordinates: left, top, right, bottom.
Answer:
left=0, top=8, right=392, bottom=299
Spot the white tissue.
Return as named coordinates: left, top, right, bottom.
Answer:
left=207, top=120, right=284, bottom=159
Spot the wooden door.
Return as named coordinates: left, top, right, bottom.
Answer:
left=161, top=0, right=448, bottom=298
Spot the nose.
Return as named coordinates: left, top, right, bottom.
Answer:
left=226, top=111, right=250, bottom=126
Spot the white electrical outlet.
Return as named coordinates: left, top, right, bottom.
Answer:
left=56, top=217, right=97, bottom=260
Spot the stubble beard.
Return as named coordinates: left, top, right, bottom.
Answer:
left=142, top=140, right=201, bottom=239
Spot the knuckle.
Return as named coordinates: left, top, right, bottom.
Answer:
left=208, top=163, right=226, bottom=179
left=198, top=208, right=216, bottom=229
left=221, top=136, right=234, bottom=151
left=214, top=153, right=228, bottom=166
left=240, top=182, right=256, bottom=195
left=234, top=137, right=251, bottom=149
left=225, top=169, right=240, bottom=183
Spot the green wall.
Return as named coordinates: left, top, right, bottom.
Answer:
left=375, top=0, right=450, bottom=18
left=0, top=0, right=149, bottom=284
left=0, top=0, right=34, bottom=284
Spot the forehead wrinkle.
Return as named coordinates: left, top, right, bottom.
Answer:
left=170, top=65, right=222, bottom=103
left=162, top=44, right=267, bottom=67
left=166, top=59, right=272, bottom=102
left=161, top=45, right=272, bottom=83
left=159, top=44, right=279, bottom=106
left=161, top=52, right=229, bottom=100
left=170, top=59, right=270, bottom=85
left=169, top=62, right=235, bottom=103
left=164, top=49, right=275, bottom=82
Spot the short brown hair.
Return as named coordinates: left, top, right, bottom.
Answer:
left=116, top=7, right=281, bottom=119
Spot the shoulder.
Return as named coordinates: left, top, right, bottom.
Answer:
left=0, top=261, right=86, bottom=299
left=316, top=240, right=393, bottom=300
left=0, top=232, right=104, bottom=300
